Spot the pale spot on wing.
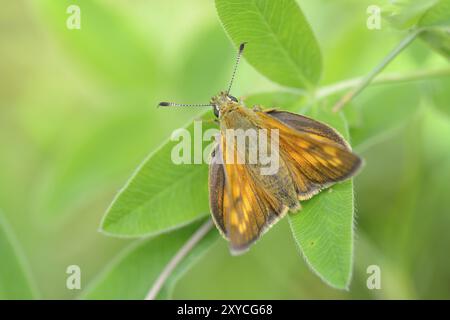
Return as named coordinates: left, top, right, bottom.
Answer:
left=238, top=224, right=247, bottom=233
left=304, top=153, right=319, bottom=165
left=330, top=158, right=343, bottom=166
left=317, top=157, right=329, bottom=166
left=298, top=140, right=310, bottom=149
left=230, top=210, right=239, bottom=226
left=324, top=146, right=337, bottom=156
left=301, top=152, right=323, bottom=171
left=242, top=199, right=252, bottom=222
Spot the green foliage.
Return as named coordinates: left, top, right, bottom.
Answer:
left=83, top=220, right=217, bottom=299
left=2, top=0, right=450, bottom=300
left=419, top=0, right=450, bottom=58
left=420, top=29, right=450, bottom=58
left=383, top=0, right=450, bottom=58
left=422, top=76, right=450, bottom=116
left=0, top=212, right=37, bottom=299
left=215, top=0, right=322, bottom=89
left=97, top=0, right=450, bottom=295
left=288, top=108, right=354, bottom=289
left=420, top=0, right=450, bottom=27
left=350, top=83, right=422, bottom=150
left=383, top=0, right=439, bottom=29
left=101, top=113, right=214, bottom=237
left=35, top=0, right=157, bottom=88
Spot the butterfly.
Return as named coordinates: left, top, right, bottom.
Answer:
left=159, top=43, right=362, bottom=254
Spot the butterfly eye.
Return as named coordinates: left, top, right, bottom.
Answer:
left=228, top=95, right=238, bottom=103
left=212, top=105, right=220, bottom=118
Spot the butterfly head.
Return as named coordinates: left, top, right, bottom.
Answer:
left=210, top=91, right=239, bottom=118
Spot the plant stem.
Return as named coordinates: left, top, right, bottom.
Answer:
left=317, top=67, right=450, bottom=99
left=145, top=219, right=214, bottom=300
left=332, top=28, right=424, bottom=112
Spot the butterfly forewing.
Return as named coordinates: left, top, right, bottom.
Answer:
left=265, top=110, right=350, bottom=149
left=258, top=111, right=362, bottom=200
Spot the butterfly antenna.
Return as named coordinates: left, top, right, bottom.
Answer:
left=158, top=102, right=212, bottom=108
left=226, top=42, right=246, bottom=94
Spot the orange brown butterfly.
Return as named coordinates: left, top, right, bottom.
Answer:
left=159, top=43, right=362, bottom=255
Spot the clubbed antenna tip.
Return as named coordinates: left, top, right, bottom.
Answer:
left=226, top=42, right=247, bottom=94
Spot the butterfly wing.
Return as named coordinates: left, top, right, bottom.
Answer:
left=209, top=137, right=290, bottom=254
left=265, top=110, right=350, bottom=149
left=258, top=111, right=362, bottom=200
left=208, top=144, right=227, bottom=238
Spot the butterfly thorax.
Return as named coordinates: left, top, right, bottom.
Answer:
left=210, top=92, right=263, bottom=132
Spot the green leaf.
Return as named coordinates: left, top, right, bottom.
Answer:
left=215, top=0, right=322, bottom=89
left=419, top=0, right=450, bottom=27
left=419, top=28, right=450, bottom=58
left=382, top=0, right=450, bottom=58
left=0, top=212, right=38, bottom=299
left=288, top=106, right=355, bottom=289
left=100, top=113, right=215, bottom=237
left=82, top=220, right=218, bottom=299
left=419, top=0, right=450, bottom=58
left=383, top=0, right=439, bottom=30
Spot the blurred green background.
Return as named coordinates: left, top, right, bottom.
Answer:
left=1, top=0, right=449, bottom=299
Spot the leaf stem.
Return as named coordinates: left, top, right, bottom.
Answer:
left=145, top=219, right=214, bottom=300
left=332, top=28, right=424, bottom=112
left=317, top=67, right=450, bottom=99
